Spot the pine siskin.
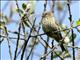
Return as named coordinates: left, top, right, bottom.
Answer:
left=41, top=11, right=66, bottom=51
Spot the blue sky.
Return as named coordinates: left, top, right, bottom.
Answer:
left=1, top=1, right=80, bottom=60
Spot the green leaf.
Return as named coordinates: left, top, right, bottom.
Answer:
left=0, top=21, right=5, bottom=29
left=29, top=1, right=36, bottom=15
left=16, top=8, right=23, bottom=14
left=63, top=51, right=71, bottom=58
left=22, top=3, right=27, bottom=10
left=4, top=26, right=8, bottom=35
left=23, top=20, right=30, bottom=27
left=4, top=16, right=9, bottom=24
left=53, top=51, right=62, bottom=58
left=0, top=21, right=5, bottom=26
left=76, top=19, right=80, bottom=26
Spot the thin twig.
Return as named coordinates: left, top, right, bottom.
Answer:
left=40, top=47, right=56, bottom=59
left=26, top=37, right=36, bottom=60
left=0, top=37, right=4, bottom=44
left=54, top=51, right=64, bottom=60
left=44, top=0, right=47, bottom=12
left=8, top=31, right=25, bottom=36
left=51, top=40, right=54, bottom=60
left=67, top=0, right=75, bottom=60
left=14, top=1, right=22, bottom=60
left=4, top=27, right=12, bottom=60
left=0, top=35, right=26, bottom=41
left=21, top=18, right=36, bottom=60
left=43, top=37, right=49, bottom=60
left=14, top=23, right=21, bottom=60
left=67, top=46, right=80, bottom=49
left=51, top=0, right=55, bottom=13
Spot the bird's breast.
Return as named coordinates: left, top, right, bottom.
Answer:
left=42, top=17, right=55, bottom=32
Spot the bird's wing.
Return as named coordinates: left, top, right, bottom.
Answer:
left=52, top=19, right=63, bottom=41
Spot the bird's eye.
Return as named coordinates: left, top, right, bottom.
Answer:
left=45, top=13, right=47, bottom=15
left=42, top=13, right=46, bottom=17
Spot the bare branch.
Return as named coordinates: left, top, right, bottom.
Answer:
left=67, top=0, right=75, bottom=60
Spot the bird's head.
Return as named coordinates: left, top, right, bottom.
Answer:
left=42, top=11, right=53, bottom=18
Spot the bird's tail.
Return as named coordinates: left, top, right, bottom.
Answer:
left=60, top=43, right=66, bottom=52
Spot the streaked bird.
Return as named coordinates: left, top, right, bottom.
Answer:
left=41, top=11, right=66, bottom=51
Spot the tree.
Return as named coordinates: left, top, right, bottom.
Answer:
left=0, top=0, right=80, bottom=60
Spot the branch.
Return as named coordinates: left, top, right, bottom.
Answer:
left=31, top=25, right=79, bottom=37
left=67, top=0, right=75, bottom=60
left=44, top=0, right=47, bottom=12
left=67, top=45, right=80, bottom=49
left=51, top=39, right=54, bottom=60
left=5, top=27, right=12, bottom=60
left=40, top=47, right=56, bottom=59
left=21, top=18, right=36, bottom=60
left=14, top=1, right=22, bottom=60
left=51, top=0, right=55, bottom=13
left=40, top=46, right=64, bottom=60
left=0, top=35, right=26, bottom=41
left=43, top=37, right=49, bottom=60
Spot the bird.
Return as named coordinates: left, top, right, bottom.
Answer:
left=41, top=11, right=66, bottom=51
